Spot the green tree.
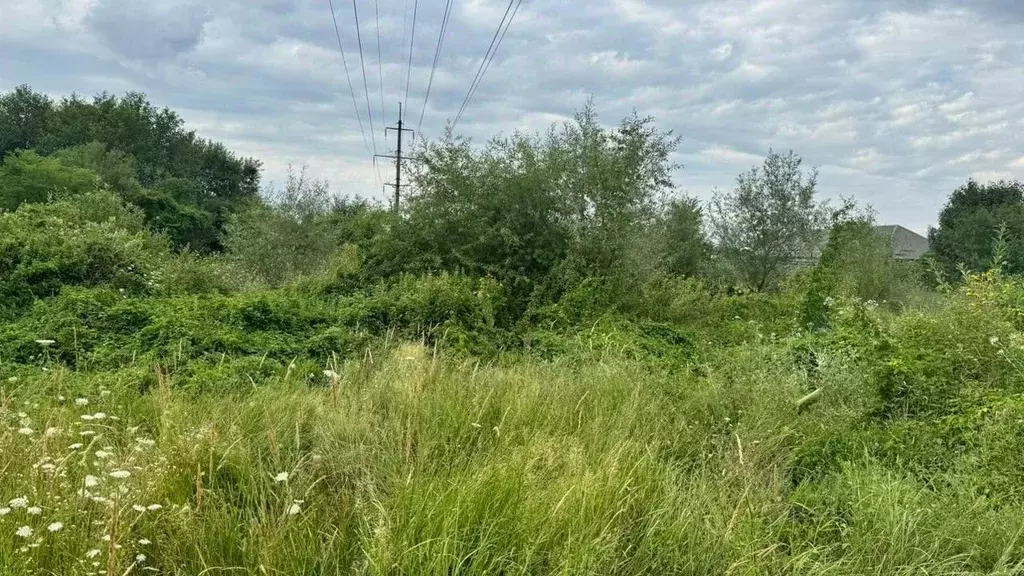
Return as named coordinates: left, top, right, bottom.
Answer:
left=929, top=179, right=1024, bottom=278
left=224, top=168, right=335, bottom=287
left=660, top=196, right=709, bottom=277
left=709, top=149, right=840, bottom=291
left=0, top=86, right=264, bottom=251
left=0, top=150, right=99, bottom=212
left=0, top=85, right=53, bottom=160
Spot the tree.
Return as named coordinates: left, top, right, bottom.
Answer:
left=0, top=85, right=53, bottom=160
left=660, top=196, right=709, bottom=277
left=0, top=86, right=264, bottom=251
left=0, top=150, right=99, bottom=212
left=224, top=168, right=335, bottom=287
left=929, top=179, right=1024, bottom=278
left=709, top=149, right=840, bottom=291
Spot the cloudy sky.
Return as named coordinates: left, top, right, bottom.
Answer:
left=2, top=0, right=1023, bottom=233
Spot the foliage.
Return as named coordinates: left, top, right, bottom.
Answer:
left=390, top=103, right=681, bottom=319
left=929, top=179, right=1024, bottom=278
left=0, top=150, right=99, bottom=212
left=0, top=84, right=53, bottom=160
left=0, top=191, right=164, bottom=319
left=660, top=196, right=710, bottom=277
left=709, top=150, right=846, bottom=291
left=0, top=86, right=263, bottom=251
left=801, top=218, right=926, bottom=329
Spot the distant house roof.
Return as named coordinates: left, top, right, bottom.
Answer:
left=874, top=225, right=929, bottom=260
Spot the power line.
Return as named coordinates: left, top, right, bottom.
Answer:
left=416, top=0, right=454, bottom=137
left=403, top=0, right=420, bottom=115
left=374, top=0, right=385, bottom=124
left=452, top=0, right=522, bottom=130
left=326, top=0, right=373, bottom=160
left=351, top=0, right=378, bottom=155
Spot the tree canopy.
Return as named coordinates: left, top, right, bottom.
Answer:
left=929, top=179, right=1024, bottom=278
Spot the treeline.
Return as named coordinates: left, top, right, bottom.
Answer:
left=1, top=86, right=1022, bottom=354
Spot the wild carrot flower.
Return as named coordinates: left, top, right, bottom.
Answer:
left=84, top=475, right=100, bottom=488
left=9, top=497, right=28, bottom=509
left=273, top=472, right=289, bottom=483
left=74, top=398, right=89, bottom=406
left=146, top=504, right=162, bottom=511
left=109, top=470, right=131, bottom=479
left=85, top=549, right=100, bottom=558
left=0, top=507, right=10, bottom=516
left=26, top=507, right=42, bottom=515
left=48, top=522, right=63, bottom=532
left=15, top=526, right=33, bottom=538
left=132, top=505, right=146, bottom=512
left=17, top=427, right=33, bottom=435
left=69, top=443, right=83, bottom=450
left=288, top=503, right=301, bottom=515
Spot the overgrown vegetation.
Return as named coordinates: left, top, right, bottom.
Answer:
left=2, top=86, right=1024, bottom=574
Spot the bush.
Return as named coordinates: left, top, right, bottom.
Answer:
left=0, top=191, right=166, bottom=318
left=0, top=149, right=99, bottom=211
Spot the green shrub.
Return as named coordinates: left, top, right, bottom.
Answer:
left=0, top=191, right=166, bottom=318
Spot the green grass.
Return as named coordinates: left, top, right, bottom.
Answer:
left=4, top=336, right=1024, bottom=575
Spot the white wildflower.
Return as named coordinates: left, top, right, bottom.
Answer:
left=84, top=475, right=100, bottom=488
left=69, top=443, right=83, bottom=450
left=146, top=504, right=162, bottom=511
left=80, top=414, right=94, bottom=421
left=990, top=336, right=1001, bottom=346
left=91, top=413, right=107, bottom=420
left=80, top=430, right=96, bottom=436
left=15, top=526, right=32, bottom=538
left=0, top=507, right=10, bottom=516
left=109, top=470, right=131, bottom=479
left=47, top=522, right=63, bottom=532
left=75, top=398, right=89, bottom=406
left=9, top=497, right=28, bottom=509
left=44, top=427, right=60, bottom=437
left=85, top=549, right=100, bottom=558
left=273, top=471, right=289, bottom=483
left=17, top=427, right=33, bottom=435
left=57, top=395, right=66, bottom=402
left=26, top=507, right=42, bottom=515
left=100, top=390, right=111, bottom=398
left=287, top=502, right=301, bottom=515
left=34, top=339, right=55, bottom=346
left=102, top=534, right=111, bottom=542
left=40, top=463, right=56, bottom=472
left=94, top=450, right=112, bottom=459
left=138, top=538, right=151, bottom=545
left=323, top=369, right=338, bottom=378
left=17, top=412, right=27, bottom=418
left=132, top=505, right=146, bottom=512
left=136, top=553, right=146, bottom=564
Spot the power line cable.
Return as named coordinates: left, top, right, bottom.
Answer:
left=452, top=0, right=521, bottom=130
left=374, top=0, right=385, bottom=124
left=403, top=0, right=420, bottom=116
left=327, top=0, right=373, bottom=161
left=416, top=0, right=454, bottom=137
left=352, top=0, right=378, bottom=154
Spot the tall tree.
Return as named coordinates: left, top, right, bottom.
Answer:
left=0, top=85, right=53, bottom=160
left=660, top=196, right=709, bottom=277
left=929, top=179, right=1024, bottom=278
left=709, top=149, right=841, bottom=291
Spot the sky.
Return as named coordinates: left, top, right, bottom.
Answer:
left=2, top=0, right=1023, bottom=234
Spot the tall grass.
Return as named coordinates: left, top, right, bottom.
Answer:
left=4, top=339, right=1024, bottom=575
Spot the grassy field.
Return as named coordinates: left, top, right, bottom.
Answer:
left=5, top=268, right=1024, bottom=576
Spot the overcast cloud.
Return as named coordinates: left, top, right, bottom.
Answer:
left=2, top=0, right=1023, bottom=233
